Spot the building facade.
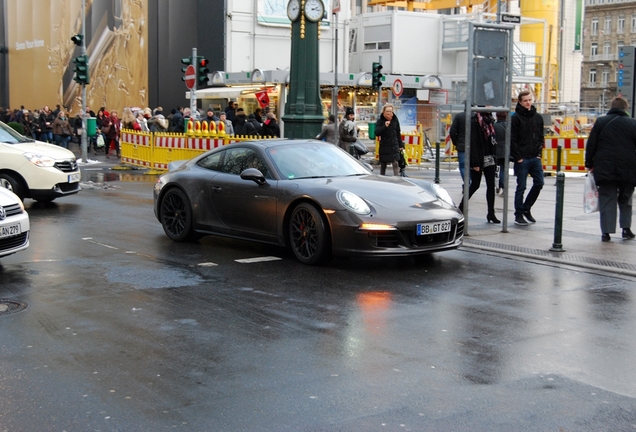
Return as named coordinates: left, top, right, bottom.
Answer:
left=581, top=0, right=636, bottom=111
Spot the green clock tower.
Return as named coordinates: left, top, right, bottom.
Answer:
left=282, top=0, right=325, bottom=139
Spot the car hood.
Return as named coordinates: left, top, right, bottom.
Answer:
left=2, top=140, right=76, bottom=160
left=0, top=187, right=23, bottom=206
left=291, top=175, right=451, bottom=210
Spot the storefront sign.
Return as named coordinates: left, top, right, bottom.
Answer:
left=428, top=90, right=448, bottom=105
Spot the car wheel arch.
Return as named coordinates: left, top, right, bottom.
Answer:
left=283, top=198, right=332, bottom=247
left=0, top=170, right=28, bottom=199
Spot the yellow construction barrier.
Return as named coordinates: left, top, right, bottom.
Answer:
left=120, top=130, right=276, bottom=172
left=542, top=137, right=587, bottom=173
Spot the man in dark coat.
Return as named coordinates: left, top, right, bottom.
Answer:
left=585, top=96, right=636, bottom=242
left=374, top=103, right=404, bottom=176
left=510, top=90, right=545, bottom=226
left=233, top=108, right=258, bottom=136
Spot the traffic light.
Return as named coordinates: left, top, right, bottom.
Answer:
left=181, top=57, right=192, bottom=82
left=372, top=62, right=383, bottom=88
left=71, top=34, right=83, bottom=46
left=197, top=56, right=210, bottom=86
left=73, top=54, right=89, bottom=85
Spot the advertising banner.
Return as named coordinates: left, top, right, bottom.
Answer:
left=6, top=0, right=148, bottom=115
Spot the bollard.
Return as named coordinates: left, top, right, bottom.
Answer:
left=550, top=171, right=566, bottom=252
left=556, top=144, right=562, bottom=173
left=434, top=141, right=440, bottom=184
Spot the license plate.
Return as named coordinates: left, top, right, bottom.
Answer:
left=68, top=173, right=81, bottom=183
left=0, top=223, right=21, bottom=239
left=416, top=220, right=451, bottom=236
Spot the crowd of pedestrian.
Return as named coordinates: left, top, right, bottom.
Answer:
left=0, top=102, right=281, bottom=159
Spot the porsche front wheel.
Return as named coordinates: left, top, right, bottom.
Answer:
left=289, top=203, right=330, bottom=265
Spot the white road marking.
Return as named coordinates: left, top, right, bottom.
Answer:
left=235, top=256, right=282, bottom=263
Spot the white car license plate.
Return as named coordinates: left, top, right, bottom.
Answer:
left=68, top=173, right=81, bottom=183
left=0, top=223, right=21, bottom=239
left=416, top=220, right=451, bottom=236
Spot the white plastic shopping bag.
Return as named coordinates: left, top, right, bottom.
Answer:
left=583, top=173, right=599, bottom=214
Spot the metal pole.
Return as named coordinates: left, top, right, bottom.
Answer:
left=377, top=55, right=383, bottom=116
left=556, top=143, right=562, bottom=172
left=550, top=171, right=566, bottom=252
left=80, top=0, right=88, bottom=163
left=434, top=141, right=440, bottom=183
left=333, top=13, right=339, bottom=148
left=191, top=47, right=197, bottom=119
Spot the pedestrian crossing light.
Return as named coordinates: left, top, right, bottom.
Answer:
left=73, top=54, right=89, bottom=85
left=197, top=56, right=210, bottom=86
left=372, top=62, right=383, bottom=89
left=181, top=57, right=192, bottom=82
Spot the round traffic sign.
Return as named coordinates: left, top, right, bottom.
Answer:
left=392, top=79, right=403, bottom=97
left=185, top=64, right=196, bottom=89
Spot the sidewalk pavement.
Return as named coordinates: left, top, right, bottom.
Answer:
left=78, top=143, right=636, bottom=278
left=401, top=159, right=636, bottom=278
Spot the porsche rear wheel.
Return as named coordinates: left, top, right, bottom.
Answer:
left=160, top=188, right=197, bottom=242
left=289, top=202, right=330, bottom=265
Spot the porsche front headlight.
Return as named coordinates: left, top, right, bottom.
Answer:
left=337, top=190, right=370, bottom=215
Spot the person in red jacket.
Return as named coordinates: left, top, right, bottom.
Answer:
left=102, top=110, right=121, bottom=158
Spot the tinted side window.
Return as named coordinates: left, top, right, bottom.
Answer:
left=221, top=147, right=270, bottom=178
left=196, top=151, right=224, bottom=171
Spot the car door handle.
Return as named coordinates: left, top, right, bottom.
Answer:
left=212, top=185, right=222, bottom=193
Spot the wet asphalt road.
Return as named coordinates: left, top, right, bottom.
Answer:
left=1, top=169, right=636, bottom=431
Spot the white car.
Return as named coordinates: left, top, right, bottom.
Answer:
left=0, top=121, right=81, bottom=202
left=0, top=187, right=29, bottom=258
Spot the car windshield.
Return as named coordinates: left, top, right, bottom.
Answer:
left=0, top=121, right=33, bottom=144
left=267, top=141, right=370, bottom=179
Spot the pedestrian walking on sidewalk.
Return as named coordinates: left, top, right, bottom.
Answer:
left=374, top=104, right=404, bottom=176
left=511, top=90, right=545, bottom=226
left=457, top=110, right=500, bottom=223
left=584, top=96, right=636, bottom=242
left=338, top=107, right=358, bottom=152
left=449, top=105, right=467, bottom=184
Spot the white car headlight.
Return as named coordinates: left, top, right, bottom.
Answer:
left=337, top=190, right=370, bottom=215
left=23, top=153, right=56, bottom=167
left=432, top=184, right=454, bottom=206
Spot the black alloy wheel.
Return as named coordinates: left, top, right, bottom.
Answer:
left=160, top=188, right=196, bottom=242
left=289, top=202, right=330, bottom=265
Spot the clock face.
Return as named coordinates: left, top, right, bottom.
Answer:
left=304, top=0, right=324, bottom=22
left=287, top=0, right=300, bottom=21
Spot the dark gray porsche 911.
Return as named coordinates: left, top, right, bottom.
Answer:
left=153, top=139, right=463, bottom=265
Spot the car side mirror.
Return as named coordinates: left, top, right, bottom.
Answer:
left=240, top=168, right=267, bottom=185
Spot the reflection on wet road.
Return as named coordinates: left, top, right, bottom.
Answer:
left=1, top=175, right=635, bottom=431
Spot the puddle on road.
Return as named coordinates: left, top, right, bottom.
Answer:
left=83, top=171, right=160, bottom=184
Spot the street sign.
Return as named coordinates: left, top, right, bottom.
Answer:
left=501, top=13, right=521, bottom=24
left=392, top=78, right=403, bottom=97
left=184, top=64, right=196, bottom=89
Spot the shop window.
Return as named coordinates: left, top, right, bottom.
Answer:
left=377, top=42, right=391, bottom=50
left=365, top=42, right=377, bottom=50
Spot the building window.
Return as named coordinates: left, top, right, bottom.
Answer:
left=590, top=68, right=597, bottom=85
left=604, top=41, right=611, bottom=55
left=619, top=16, right=625, bottom=33
left=592, top=18, right=599, bottom=35
left=632, top=15, right=636, bottom=32
left=602, top=67, right=610, bottom=85
left=591, top=42, right=598, bottom=57
left=605, top=16, right=612, bottom=33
